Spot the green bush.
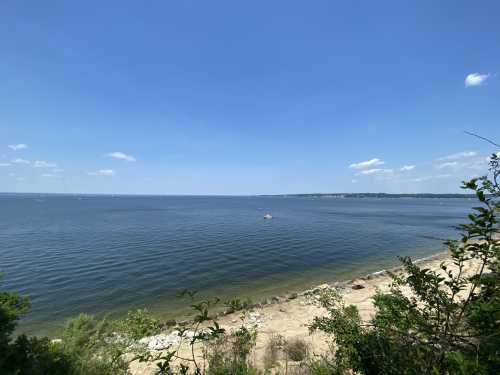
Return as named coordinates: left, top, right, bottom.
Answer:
left=206, top=326, right=258, bottom=374
left=60, top=313, right=129, bottom=375
left=224, top=298, right=253, bottom=313
left=117, top=308, right=160, bottom=340
left=310, top=152, right=500, bottom=374
left=284, top=338, right=309, bottom=362
left=0, top=276, right=78, bottom=375
left=263, top=333, right=284, bottom=369
left=1, top=335, right=74, bottom=375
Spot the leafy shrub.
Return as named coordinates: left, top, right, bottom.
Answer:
left=117, top=308, right=160, bottom=339
left=206, top=326, right=258, bottom=374
left=0, top=276, right=29, bottom=348
left=284, top=338, right=309, bottom=362
left=1, top=335, right=74, bottom=375
left=0, top=276, right=77, bottom=375
left=310, top=152, right=500, bottom=374
left=224, top=298, right=253, bottom=313
left=60, top=313, right=129, bottom=375
left=263, top=333, right=284, bottom=369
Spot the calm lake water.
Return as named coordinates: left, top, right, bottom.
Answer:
left=0, top=194, right=475, bottom=336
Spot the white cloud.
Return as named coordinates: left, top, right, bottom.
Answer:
left=463, top=159, right=488, bottom=171
left=400, top=165, right=415, bottom=171
left=0, top=163, right=11, bottom=167
left=34, top=160, right=57, bottom=168
left=436, top=161, right=458, bottom=169
left=438, top=151, right=477, bottom=161
left=41, top=173, right=61, bottom=178
left=88, top=169, right=115, bottom=176
left=413, top=176, right=432, bottom=182
left=360, top=168, right=393, bottom=175
left=8, top=144, right=28, bottom=151
left=349, top=158, right=384, bottom=169
left=106, top=152, right=136, bottom=162
left=413, top=174, right=453, bottom=182
left=52, top=168, right=64, bottom=173
left=11, top=158, right=30, bottom=164
left=465, top=73, right=490, bottom=87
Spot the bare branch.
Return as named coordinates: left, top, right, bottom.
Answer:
left=464, top=131, right=500, bottom=148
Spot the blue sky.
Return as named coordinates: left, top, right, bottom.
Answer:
left=1, top=1, right=499, bottom=195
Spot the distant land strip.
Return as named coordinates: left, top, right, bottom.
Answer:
left=260, top=193, right=477, bottom=198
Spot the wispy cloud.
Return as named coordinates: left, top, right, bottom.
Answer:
left=413, top=174, right=452, bottom=182
left=34, top=160, right=57, bottom=168
left=11, top=158, right=30, bottom=164
left=359, top=168, right=393, bottom=175
left=400, top=165, right=415, bottom=171
left=8, top=144, right=28, bottom=151
left=0, top=163, right=11, bottom=167
left=349, top=158, right=384, bottom=169
left=465, top=73, right=490, bottom=87
left=88, top=169, right=116, bottom=176
left=436, top=161, right=458, bottom=169
left=413, top=176, right=432, bottom=182
left=106, top=152, right=136, bottom=162
left=41, top=173, right=61, bottom=178
left=463, top=159, right=488, bottom=171
left=52, top=168, right=64, bottom=173
left=438, top=151, right=477, bottom=161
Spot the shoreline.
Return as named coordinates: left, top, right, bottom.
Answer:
left=161, top=249, right=452, bottom=325
left=19, top=248, right=450, bottom=338
left=198, top=250, right=450, bottom=323
left=131, top=248, right=473, bottom=374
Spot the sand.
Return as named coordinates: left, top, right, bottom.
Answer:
left=129, top=251, right=484, bottom=374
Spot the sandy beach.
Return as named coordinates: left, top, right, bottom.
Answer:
left=129, top=250, right=483, bottom=374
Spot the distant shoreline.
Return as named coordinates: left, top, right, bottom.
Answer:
left=259, top=193, right=476, bottom=199
left=0, top=192, right=476, bottom=198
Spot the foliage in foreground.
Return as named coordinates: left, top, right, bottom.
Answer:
left=134, top=292, right=261, bottom=374
left=310, top=152, right=500, bottom=374
left=0, top=282, right=262, bottom=374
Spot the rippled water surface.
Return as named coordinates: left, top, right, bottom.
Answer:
left=0, top=194, right=474, bottom=335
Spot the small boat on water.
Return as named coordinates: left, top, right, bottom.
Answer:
left=263, top=213, right=273, bottom=219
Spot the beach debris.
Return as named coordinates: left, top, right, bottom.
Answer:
left=271, top=296, right=281, bottom=304
left=244, top=311, right=265, bottom=328
left=304, top=284, right=332, bottom=295
left=287, top=292, right=298, bottom=300
left=316, top=283, right=331, bottom=291
left=139, top=330, right=195, bottom=351
left=330, top=281, right=348, bottom=289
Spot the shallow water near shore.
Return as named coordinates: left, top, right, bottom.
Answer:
left=0, top=194, right=475, bottom=336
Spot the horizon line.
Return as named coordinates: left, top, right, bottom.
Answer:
left=0, top=191, right=476, bottom=197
